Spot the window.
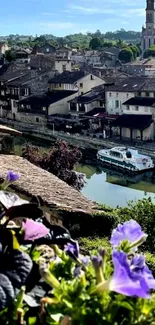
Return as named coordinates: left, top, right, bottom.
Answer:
left=13, top=100, right=16, bottom=108
left=145, top=92, right=150, bottom=97
left=59, top=83, right=61, bottom=87
left=99, top=101, right=102, bottom=106
left=135, top=106, right=139, bottom=111
left=21, top=88, right=26, bottom=96
left=116, top=93, right=118, bottom=97
left=137, top=92, right=141, bottom=96
left=80, top=83, right=83, bottom=88
left=109, top=92, right=112, bottom=97
left=46, top=48, right=49, bottom=52
left=36, top=117, right=39, bottom=122
left=126, top=93, right=129, bottom=98
left=115, top=100, right=119, bottom=109
left=126, top=105, right=130, bottom=110
left=90, top=75, right=94, bottom=80
left=62, top=64, right=66, bottom=72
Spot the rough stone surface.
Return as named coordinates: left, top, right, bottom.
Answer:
left=0, top=155, right=94, bottom=214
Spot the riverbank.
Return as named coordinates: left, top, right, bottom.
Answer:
left=2, top=118, right=155, bottom=163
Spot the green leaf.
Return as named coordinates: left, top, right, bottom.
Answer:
left=117, top=301, right=134, bottom=311
left=28, top=316, right=37, bottom=325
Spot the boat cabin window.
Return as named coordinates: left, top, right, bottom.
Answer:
left=126, top=151, right=132, bottom=158
left=110, top=151, right=123, bottom=158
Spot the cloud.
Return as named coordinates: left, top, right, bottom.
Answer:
left=68, top=5, right=115, bottom=14
left=121, top=8, right=145, bottom=17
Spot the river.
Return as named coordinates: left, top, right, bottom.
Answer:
left=14, top=137, right=155, bottom=208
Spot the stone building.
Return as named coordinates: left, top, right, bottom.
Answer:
left=141, top=0, right=155, bottom=56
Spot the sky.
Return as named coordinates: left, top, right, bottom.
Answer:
left=0, top=0, right=146, bottom=36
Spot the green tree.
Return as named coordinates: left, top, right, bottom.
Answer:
left=101, top=41, right=113, bottom=48
left=116, top=39, right=126, bottom=48
left=4, top=50, right=16, bottom=62
left=89, top=37, right=101, bottom=50
left=144, top=45, right=155, bottom=58
left=118, top=47, right=133, bottom=63
left=129, top=45, right=140, bottom=59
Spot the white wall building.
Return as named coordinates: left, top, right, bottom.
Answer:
left=48, top=71, right=105, bottom=96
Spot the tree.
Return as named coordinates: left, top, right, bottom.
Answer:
left=129, top=45, right=140, bottom=59
left=101, top=41, right=113, bottom=48
left=118, top=47, right=133, bottom=63
left=144, top=45, right=155, bottom=58
left=4, top=50, right=16, bottom=62
left=22, top=141, right=84, bottom=190
left=89, top=37, right=101, bottom=50
left=116, top=39, right=126, bottom=48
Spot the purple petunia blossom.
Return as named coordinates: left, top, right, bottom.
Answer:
left=110, top=220, right=147, bottom=248
left=130, top=254, right=155, bottom=289
left=97, top=250, right=155, bottom=298
left=109, top=250, right=150, bottom=298
left=65, top=241, right=79, bottom=259
left=7, top=171, right=19, bottom=183
left=22, top=219, right=49, bottom=241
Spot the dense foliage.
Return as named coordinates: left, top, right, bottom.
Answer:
left=1, top=172, right=155, bottom=324
left=144, top=45, right=155, bottom=58
left=22, top=141, right=84, bottom=190
left=4, top=29, right=141, bottom=50
left=118, top=48, right=134, bottom=63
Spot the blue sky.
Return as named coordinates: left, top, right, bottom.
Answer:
left=0, top=0, right=146, bottom=36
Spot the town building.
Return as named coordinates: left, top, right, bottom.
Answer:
left=141, top=0, right=155, bottom=56
left=17, top=90, right=77, bottom=124
left=120, top=58, right=155, bottom=76
left=31, top=43, right=56, bottom=55
left=48, top=71, right=105, bottom=96
left=105, top=76, right=155, bottom=141
left=0, top=69, right=55, bottom=120
left=68, top=84, right=105, bottom=115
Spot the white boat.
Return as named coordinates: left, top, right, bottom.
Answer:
left=97, top=147, right=154, bottom=172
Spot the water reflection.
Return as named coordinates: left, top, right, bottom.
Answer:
left=77, top=164, right=155, bottom=207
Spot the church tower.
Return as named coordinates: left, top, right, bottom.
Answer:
left=141, top=0, right=155, bottom=56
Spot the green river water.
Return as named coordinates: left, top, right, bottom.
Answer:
left=14, top=137, right=155, bottom=208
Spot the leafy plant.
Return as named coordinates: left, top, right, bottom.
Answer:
left=22, top=140, right=84, bottom=190
left=1, top=171, right=155, bottom=324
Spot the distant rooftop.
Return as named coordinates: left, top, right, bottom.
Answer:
left=19, top=90, right=77, bottom=107
left=48, top=71, right=85, bottom=84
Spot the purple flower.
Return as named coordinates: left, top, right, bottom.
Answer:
left=74, top=266, right=82, bottom=277
left=7, top=171, right=19, bottom=183
left=64, top=241, right=79, bottom=259
left=98, top=250, right=155, bottom=298
left=22, top=219, right=49, bottom=241
left=110, top=220, right=147, bottom=248
left=109, top=250, right=150, bottom=298
left=81, top=255, right=90, bottom=266
left=91, top=255, right=103, bottom=268
left=130, top=254, right=155, bottom=289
